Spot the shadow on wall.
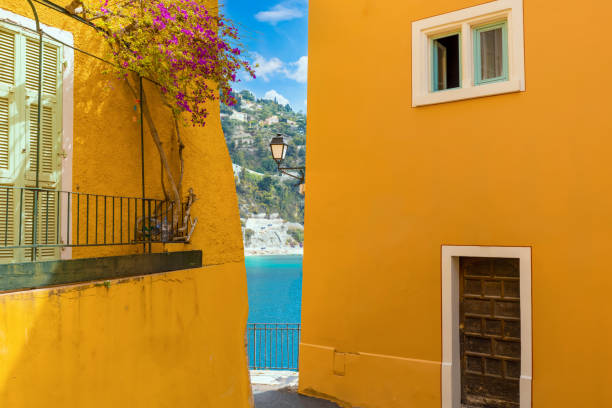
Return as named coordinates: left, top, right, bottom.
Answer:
left=70, top=31, right=174, bottom=260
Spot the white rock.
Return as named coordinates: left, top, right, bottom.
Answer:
left=243, top=216, right=303, bottom=256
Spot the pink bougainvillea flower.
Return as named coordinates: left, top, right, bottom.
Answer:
left=88, top=0, right=256, bottom=126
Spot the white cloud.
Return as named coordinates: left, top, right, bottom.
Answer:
left=255, top=3, right=304, bottom=24
left=237, top=71, right=254, bottom=83
left=251, top=53, right=308, bottom=84
left=252, top=53, right=285, bottom=82
left=264, top=90, right=290, bottom=106
left=285, top=56, right=308, bottom=83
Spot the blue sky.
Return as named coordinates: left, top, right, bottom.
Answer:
left=221, top=0, right=308, bottom=113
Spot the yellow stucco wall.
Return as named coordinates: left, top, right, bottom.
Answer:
left=0, top=263, right=250, bottom=407
left=0, top=1, right=251, bottom=407
left=301, top=0, right=612, bottom=407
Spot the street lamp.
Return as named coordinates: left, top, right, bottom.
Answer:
left=270, top=135, right=288, bottom=164
left=269, top=134, right=305, bottom=185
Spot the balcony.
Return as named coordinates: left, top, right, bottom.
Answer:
left=0, top=185, right=201, bottom=292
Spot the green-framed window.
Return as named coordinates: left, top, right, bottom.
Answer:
left=431, top=32, right=461, bottom=92
left=473, top=21, right=508, bottom=85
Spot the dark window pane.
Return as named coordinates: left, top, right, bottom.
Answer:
left=433, top=34, right=460, bottom=90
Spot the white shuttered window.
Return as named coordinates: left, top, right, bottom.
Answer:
left=0, top=24, right=62, bottom=262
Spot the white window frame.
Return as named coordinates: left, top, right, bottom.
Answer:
left=441, top=245, right=532, bottom=408
left=412, top=0, right=525, bottom=107
left=0, top=8, right=73, bottom=259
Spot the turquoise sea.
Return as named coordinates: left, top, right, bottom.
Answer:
left=246, top=255, right=302, bottom=323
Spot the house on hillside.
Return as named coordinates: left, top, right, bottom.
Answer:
left=262, top=115, right=279, bottom=126
left=242, top=100, right=255, bottom=109
left=0, top=2, right=250, bottom=407
left=230, top=110, right=248, bottom=122
left=301, top=1, right=612, bottom=408
left=232, top=128, right=253, bottom=146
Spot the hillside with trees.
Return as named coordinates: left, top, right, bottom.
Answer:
left=222, top=90, right=306, bottom=253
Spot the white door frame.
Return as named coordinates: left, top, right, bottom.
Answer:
left=441, top=245, right=532, bottom=408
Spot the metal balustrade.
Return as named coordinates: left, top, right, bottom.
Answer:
left=0, top=185, right=195, bottom=261
left=247, top=323, right=301, bottom=371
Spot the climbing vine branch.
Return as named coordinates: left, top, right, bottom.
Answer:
left=73, top=0, right=255, bottom=238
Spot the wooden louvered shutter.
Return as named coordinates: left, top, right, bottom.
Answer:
left=27, top=103, right=57, bottom=182
left=0, top=96, right=10, bottom=173
left=0, top=29, right=15, bottom=87
left=23, top=37, right=61, bottom=261
left=25, top=38, right=60, bottom=184
left=0, top=28, right=17, bottom=261
left=25, top=38, right=59, bottom=95
left=23, top=35, right=61, bottom=261
left=0, top=29, right=15, bottom=180
left=0, top=186, right=15, bottom=261
left=0, top=95, right=15, bottom=260
left=0, top=25, right=63, bottom=263
left=24, top=188, right=59, bottom=261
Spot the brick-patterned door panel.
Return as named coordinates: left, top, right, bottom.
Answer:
left=460, top=257, right=521, bottom=408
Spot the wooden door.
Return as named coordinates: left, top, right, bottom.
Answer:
left=460, top=257, right=521, bottom=408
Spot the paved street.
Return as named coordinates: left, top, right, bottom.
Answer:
left=254, top=387, right=341, bottom=408
left=251, top=371, right=341, bottom=407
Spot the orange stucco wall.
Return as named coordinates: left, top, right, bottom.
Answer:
left=301, top=0, right=612, bottom=407
left=0, top=1, right=251, bottom=407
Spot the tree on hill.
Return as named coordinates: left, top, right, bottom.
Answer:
left=240, top=90, right=255, bottom=101
left=222, top=89, right=306, bottom=224
left=258, top=176, right=274, bottom=192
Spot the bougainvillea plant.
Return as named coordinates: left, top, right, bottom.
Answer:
left=76, top=0, right=255, bottom=239
left=85, top=0, right=254, bottom=125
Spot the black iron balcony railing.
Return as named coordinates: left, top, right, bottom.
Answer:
left=247, top=323, right=301, bottom=371
left=0, top=185, right=195, bottom=261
